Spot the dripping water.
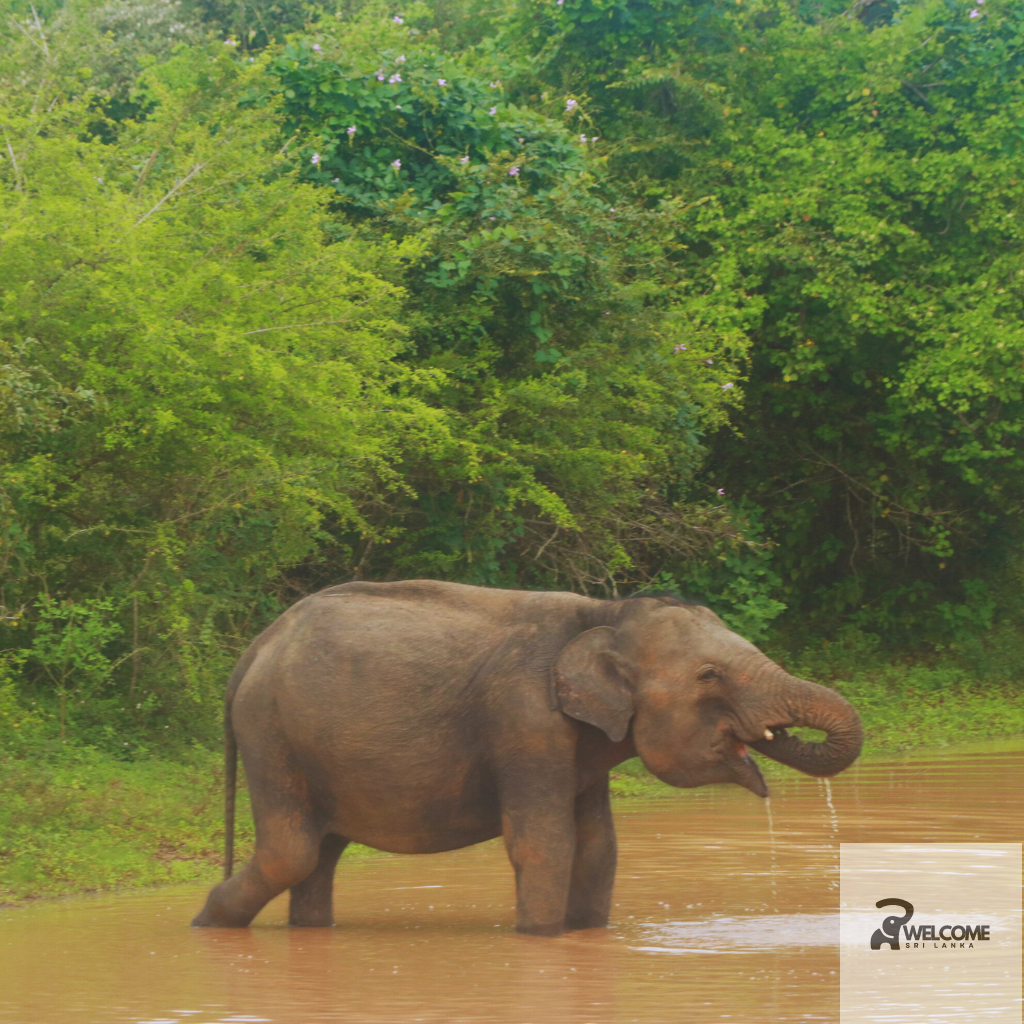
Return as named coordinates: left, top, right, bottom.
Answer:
left=764, top=795, right=777, bottom=910
left=819, top=776, right=840, bottom=889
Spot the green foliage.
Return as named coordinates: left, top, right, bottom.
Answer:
left=491, top=0, right=1024, bottom=637
left=652, top=499, right=788, bottom=641
left=3, top=0, right=1024, bottom=762
left=262, top=15, right=747, bottom=589
left=23, top=596, right=124, bottom=742
left=698, top=0, right=1024, bottom=635
left=0, top=4, right=747, bottom=752
left=0, top=33, right=457, bottom=747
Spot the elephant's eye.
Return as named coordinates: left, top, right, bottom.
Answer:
left=696, top=664, right=721, bottom=683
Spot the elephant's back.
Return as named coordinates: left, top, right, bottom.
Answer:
left=245, top=580, right=593, bottom=701
left=229, top=580, right=583, bottom=769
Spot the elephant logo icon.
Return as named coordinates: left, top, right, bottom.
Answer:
left=870, top=898, right=914, bottom=950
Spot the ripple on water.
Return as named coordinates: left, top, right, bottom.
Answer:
left=634, top=912, right=839, bottom=954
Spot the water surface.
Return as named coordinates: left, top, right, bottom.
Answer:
left=2, top=745, right=1021, bottom=1024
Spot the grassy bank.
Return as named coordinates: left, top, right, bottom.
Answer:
left=0, top=746, right=245, bottom=904
left=0, top=747, right=388, bottom=905
left=2, top=655, right=1022, bottom=905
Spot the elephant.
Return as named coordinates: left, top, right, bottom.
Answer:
left=870, top=899, right=914, bottom=950
left=192, top=580, right=862, bottom=936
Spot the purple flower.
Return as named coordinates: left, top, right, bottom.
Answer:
left=590, top=136, right=599, bottom=142
left=347, top=125, right=356, bottom=136
left=311, top=152, right=321, bottom=165
left=460, top=155, right=470, bottom=164
left=438, top=78, right=447, bottom=86
left=312, top=43, right=322, bottom=52
left=509, top=166, right=520, bottom=176
left=674, top=344, right=687, bottom=353
left=717, top=488, right=726, bottom=496
left=393, top=14, right=404, bottom=23
left=395, top=104, right=402, bottom=109
left=376, top=72, right=386, bottom=81
left=566, top=98, right=578, bottom=112
left=396, top=55, right=406, bottom=63
left=603, top=311, right=610, bottom=315
left=610, top=207, right=615, bottom=212
left=706, top=359, right=713, bottom=365
left=580, top=134, right=587, bottom=142
left=969, top=7, right=979, bottom=14
left=223, top=39, right=237, bottom=46
left=391, top=158, right=401, bottom=169
left=331, top=177, right=339, bottom=183
left=389, top=73, right=402, bottom=84
left=721, top=382, right=735, bottom=390
left=490, top=80, right=501, bottom=88
left=489, top=106, right=497, bottom=115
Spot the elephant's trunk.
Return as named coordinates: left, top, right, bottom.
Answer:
left=750, top=672, right=863, bottom=777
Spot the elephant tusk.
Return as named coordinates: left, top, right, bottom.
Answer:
left=763, top=728, right=774, bottom=741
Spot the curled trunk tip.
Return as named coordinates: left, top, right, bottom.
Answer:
left=752, top=676, right=863, bottom=777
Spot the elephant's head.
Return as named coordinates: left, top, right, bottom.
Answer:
left=552, top=598, right=862, bottom=797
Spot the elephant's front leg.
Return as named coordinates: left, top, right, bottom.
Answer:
left=565, top=773, right=616, bottom=930
left=501, top=784, right=576, bottom=936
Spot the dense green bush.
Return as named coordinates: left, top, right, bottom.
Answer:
left=0, top=38, right=459, bottom=747
left=496, top=0, right=1024, bottom=634
left=266, top=17, right=749, bottom=589
left=2, top=0, right=1023, bottom=755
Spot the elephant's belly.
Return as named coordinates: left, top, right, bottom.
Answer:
left=306, top=755, right=504, bottom=854
left=327, top=797, right=503, bottom=854
left=337, top=820, right=504, bottom=855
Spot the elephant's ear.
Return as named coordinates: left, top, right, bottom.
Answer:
left=552, top=626, right=634, bottom=742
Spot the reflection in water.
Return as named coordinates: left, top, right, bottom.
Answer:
left=1, top=746, right=1021, bottom=1024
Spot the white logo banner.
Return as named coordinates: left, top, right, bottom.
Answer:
left=840, top=842, right=1022, bottom=1023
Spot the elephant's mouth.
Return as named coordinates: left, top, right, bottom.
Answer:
left=730, top=734, right=769, bottom=798
left=727, top=721, right=807, bottom=797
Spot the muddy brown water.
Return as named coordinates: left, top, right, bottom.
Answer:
left=1, top=744, right=1021, bottom=1024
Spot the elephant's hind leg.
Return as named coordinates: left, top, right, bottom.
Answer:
left=191, top=813, right=323, bottom=927
left=192, top=750, right=323, bottom=928
left=289, top=833, right=349, bottom=927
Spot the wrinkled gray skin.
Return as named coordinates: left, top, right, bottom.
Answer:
left=192, top=581, right=862, bottom=935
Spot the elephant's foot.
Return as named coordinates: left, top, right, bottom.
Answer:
left=515, top=920, right=565, bottom=937
left=287, top=899, right=336, bottom=927
left=191, top=908, right=250, bottom=928
left=191, top=889, right=258, bottom=928
left=564, top=911, right=609, bottom=931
